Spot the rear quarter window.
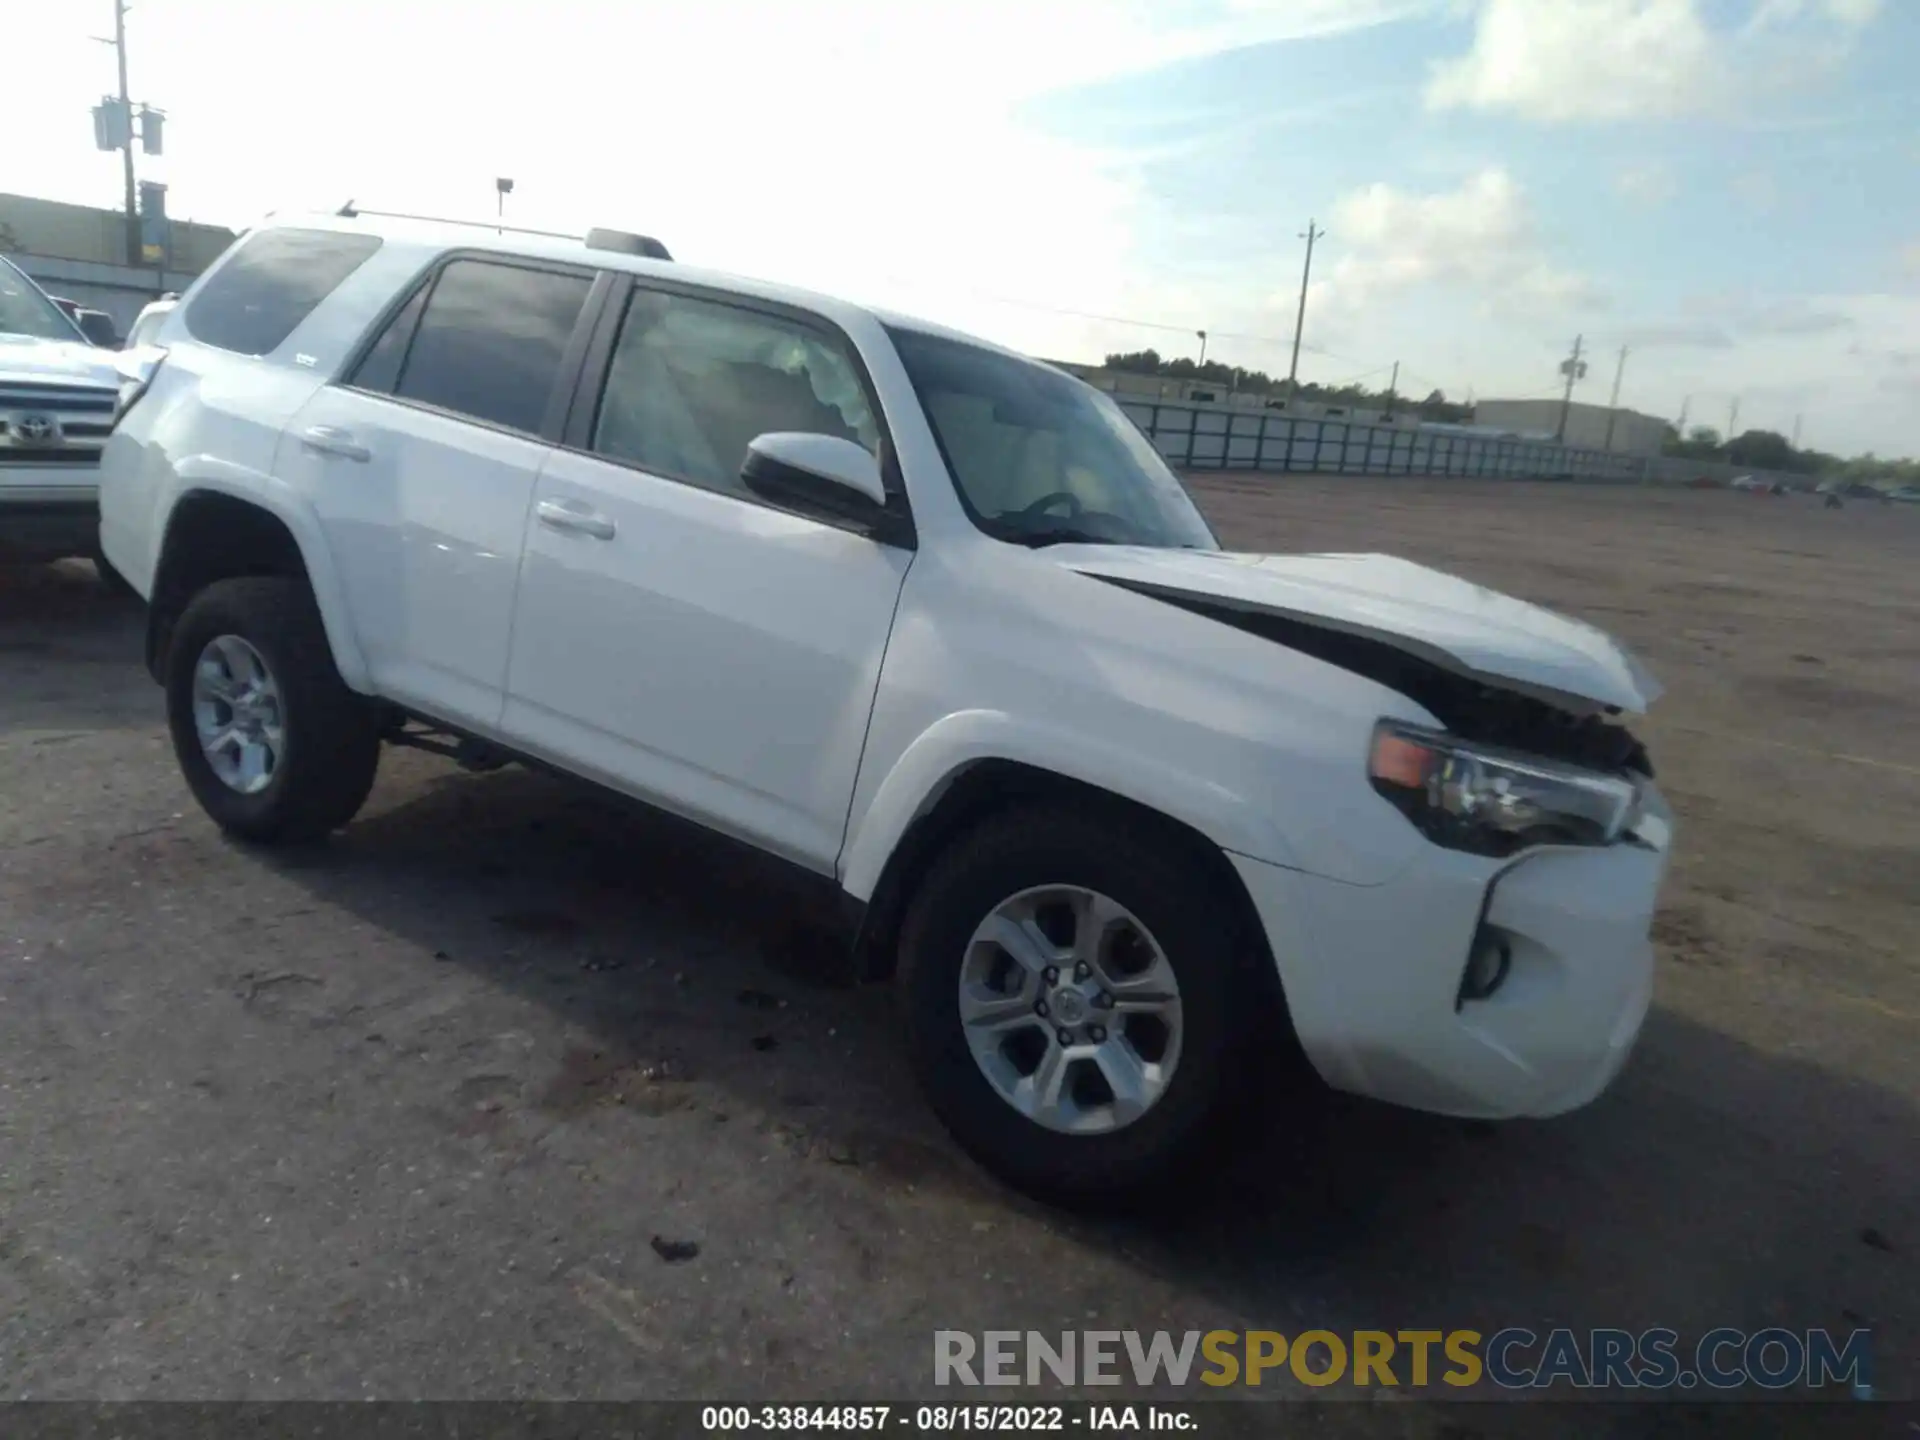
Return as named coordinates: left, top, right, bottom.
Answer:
left=183, top=228, right=382, bottom=357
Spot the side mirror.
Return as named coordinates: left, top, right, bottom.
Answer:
left=741, top=432, right=887, bottom=524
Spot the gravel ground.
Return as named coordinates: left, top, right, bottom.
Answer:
left=0, top=476, right=1913, bottom=1406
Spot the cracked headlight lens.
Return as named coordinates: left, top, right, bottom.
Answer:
left=1368, top=720, right=1642, bottom=858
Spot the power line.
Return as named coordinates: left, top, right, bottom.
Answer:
left=1323, top=360, right=1399, bottom=389
left=868, top=266, right=1482, bottom=403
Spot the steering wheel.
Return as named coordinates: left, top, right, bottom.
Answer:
left=1016, top=490, right=1083, bottom=520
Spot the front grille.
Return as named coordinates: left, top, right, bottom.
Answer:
left=0, top=383, right=116, bottom=414
left=0, top=446, right=98, bottom=465
left=0, top=378, right=118, bottom=464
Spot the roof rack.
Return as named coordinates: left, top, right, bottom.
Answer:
left=334, top=203, right=580, bottom=242
left=334, top=204, right=673, bottom=260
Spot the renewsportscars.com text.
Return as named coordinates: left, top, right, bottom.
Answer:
left=933, top=1327, right=1873, bottom=1392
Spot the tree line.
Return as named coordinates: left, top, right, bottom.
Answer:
left=1660, top=425, right=1918, bottom=483
left=1100, top=350, right=1473, bottom=423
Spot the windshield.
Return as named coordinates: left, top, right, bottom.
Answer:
left=887, top=325, right=1218, bottom=550
left=0, top=260, right=84, bottom=342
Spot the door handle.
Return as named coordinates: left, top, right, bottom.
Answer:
left=535, top=498, right=616, bottom=540
left=300, top=425, right=371, bottom=463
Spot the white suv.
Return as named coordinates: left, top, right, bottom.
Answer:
left=99, top=211, right=1672, bottom=1200
left=1, top=255, right=125, bottom=572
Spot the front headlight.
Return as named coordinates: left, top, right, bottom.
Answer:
left=1368, top=720, right=1641, bottom=858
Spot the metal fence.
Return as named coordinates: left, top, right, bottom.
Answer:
left=1115, top=397, right=1647, bottom=483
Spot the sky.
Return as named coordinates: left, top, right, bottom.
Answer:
left=5, top=0, right=1918, bottom=458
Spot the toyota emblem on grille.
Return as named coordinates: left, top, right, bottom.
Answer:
left=12, top=413, right=61, bottom=444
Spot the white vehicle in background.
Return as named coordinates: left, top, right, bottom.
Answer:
left=99, top=210, right=1674, bottom=1202
left=124, top=294, right=179, bottom=351
left=0, top=254, right=128, bottom=581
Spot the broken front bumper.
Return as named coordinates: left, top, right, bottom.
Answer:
left=1231, top=789, right=1671, bottom=1119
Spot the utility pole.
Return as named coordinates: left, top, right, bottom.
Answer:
left=1727, top=395, right=1741, bottom=442
left=1792, top=413, right=1803, bottom=449
left=1676, top=394, right=1691, bottom=437
left=1383, top=360, right=1399, bottom=419
left=111, top=0, right=138, bottom=266
left=1601, top=345, right=1629, bottom=452
left=1555, top=334, right=1588, bottom=442
left=93, top=0, right=168, bottom=268
left=1287, top=220, right=1323, bottom=398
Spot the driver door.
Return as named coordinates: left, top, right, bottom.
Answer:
left=501, top=282, right=914, bottom=874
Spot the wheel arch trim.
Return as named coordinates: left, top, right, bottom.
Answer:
left=837, top=709, right=1298, bottom=904
left=153, top=461, right=371, bottom=692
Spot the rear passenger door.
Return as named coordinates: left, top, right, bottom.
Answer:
left=282, top=255, right=600, bottom=731
left=500, top=281, right=914, bottom=874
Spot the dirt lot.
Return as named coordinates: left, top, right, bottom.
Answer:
left=0, top=478, right=1914, bottom=1406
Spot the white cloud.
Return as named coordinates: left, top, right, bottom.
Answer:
left=1426, top=0, right=1723, bottom=121
left=1426, top=0, right=1881, bottom=123
left=1614, top=163, right=1679, bottom=206
left=1314, top=167, right=1602, bottom=318
left=1730, top=170, right=1782, bottom=212
left=1750, top=0, right=1882, bottom=26
left=0, top=0, right=1428, bottom=367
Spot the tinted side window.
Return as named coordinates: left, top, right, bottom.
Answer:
left=394, top=260, right=591, bottom=435
left=348, top=281, right=430, bottom=395
left=183, top=228, right=382, bottom=356
left=591, top=288, right=880, bottom=498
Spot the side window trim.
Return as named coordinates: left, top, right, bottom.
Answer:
left=340, top=264, right=439, bottom=393
left=542, top=270, right=619, bottom=442
left=335, top=249, right=605, bottom=445
left=560, top=274, right=916, bottom=546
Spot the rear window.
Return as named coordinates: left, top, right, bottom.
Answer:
left=183, top=228, right=382, bottom=356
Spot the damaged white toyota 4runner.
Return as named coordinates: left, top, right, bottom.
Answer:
left=100, top=212, right=1672, bottom=1201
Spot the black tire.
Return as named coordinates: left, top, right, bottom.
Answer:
left=898, top=806, right=1260, bottom=1206
left=165, top=576, right=381, bottom=843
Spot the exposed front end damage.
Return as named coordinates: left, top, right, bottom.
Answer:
left=1065, top=553, right=1671, bottom=1120
left=1155, top=594, right=1655, bottom=779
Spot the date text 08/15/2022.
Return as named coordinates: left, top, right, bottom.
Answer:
left=701, top=1406, right=1189, bottom=1432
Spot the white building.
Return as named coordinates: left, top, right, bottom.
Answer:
left=1473, top=398, right=1671, bottom=456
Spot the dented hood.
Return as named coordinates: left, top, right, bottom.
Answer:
left=1047, top=546, right=1662, bottom=714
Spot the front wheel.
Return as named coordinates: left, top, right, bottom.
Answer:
left=898, top=807, right=1257, bottom=1205
left=165, top=576, right=382, bottom=842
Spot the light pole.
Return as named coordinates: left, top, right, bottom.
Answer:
left=495, top=177, right=514, bottom=233
left=1196, top=330, right=1208, bottom=368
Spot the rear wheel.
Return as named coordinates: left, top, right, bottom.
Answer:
left=898, top=806, right=1255, bottom=1204
left=165, top=576, right=381, bottom=842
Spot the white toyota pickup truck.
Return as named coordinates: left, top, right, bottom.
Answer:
left=1, top=255, right=124, bottom=571
left=99, top=211, right=1673, bottom=1201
